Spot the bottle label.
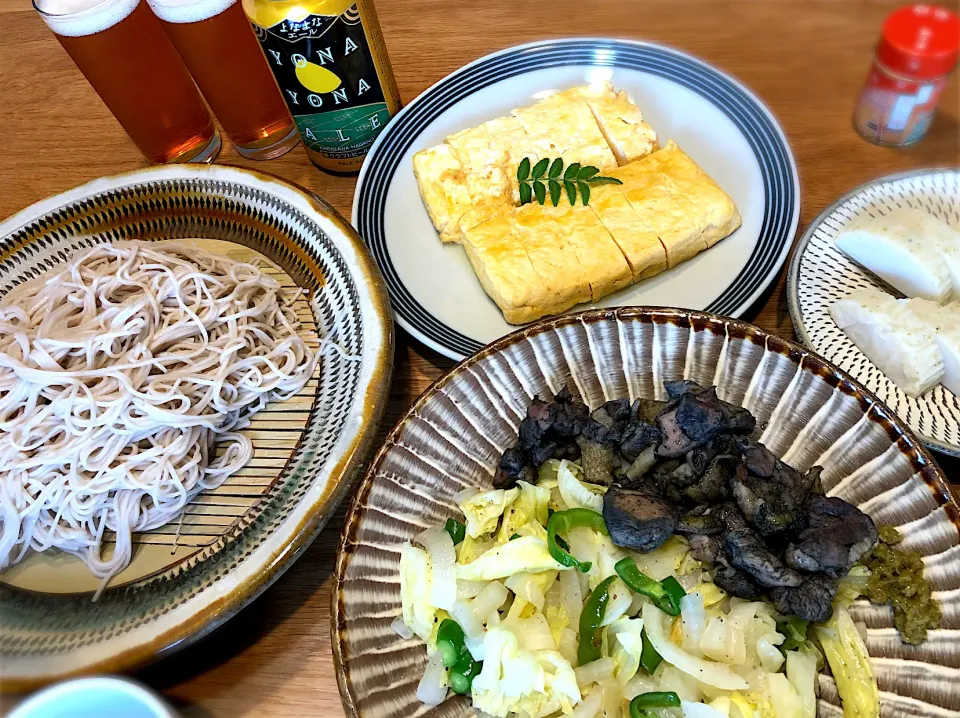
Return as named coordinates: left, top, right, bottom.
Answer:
left=251, top=4, right=391, bottom=159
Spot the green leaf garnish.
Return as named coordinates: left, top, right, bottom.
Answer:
left=579, top=182, right=591, bottom=206
left=586, top=176, right=623, bottom=186
left=533, top=180, right=546, bottom=205
left=519, top=182, right=533, bottom=205
left=517, top=158, right=619, bottom=207
left=548, top=179, right=562, bottom=207
left=517, top=157, right=530, bottom=182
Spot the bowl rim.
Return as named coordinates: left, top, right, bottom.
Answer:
left=785, top=167, right=960, bottom=457
left=0, top=163, right=395, bottom=692
left=330, top=304, right=957, bottom=717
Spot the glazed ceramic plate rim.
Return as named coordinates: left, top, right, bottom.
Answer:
left=331, top=305, right=957, bottom=717
left=786, top=167, right=960, bottom=457
left=352, top=37, right=801, bottom=360
left=0, top=164, right=393, bottom=690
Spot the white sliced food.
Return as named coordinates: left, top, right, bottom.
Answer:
left=900, top=209, right=960, bottom=303
left=835, top=210, right=952, bottom=303
left=933, top=226, right=960, bottom=303
left=902, top=298, right=960, bottom=396
left=830, top=289, right=943, bottom=397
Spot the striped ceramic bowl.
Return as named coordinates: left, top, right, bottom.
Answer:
left=333, top=307, right=958, bottom=718
left=0, top=165, right=393, bottom=690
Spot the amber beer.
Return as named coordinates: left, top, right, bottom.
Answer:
left=148, top=0, right=299, bottom=160
left=35, top=0, right=221, bottom=164
left=243, top=0, right=401, bottom=172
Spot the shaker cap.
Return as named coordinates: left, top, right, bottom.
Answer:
left=877, top=4, right=960, bottom=79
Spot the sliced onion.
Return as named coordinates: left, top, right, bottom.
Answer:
left=451, top=598, right=483, bottom=638
left=559, top=627, right=579, bottom=665
left=415, top=526, right=456, bottom=611
left=559, top=567, right=583, bottom=629
left=505, top=572, right=545, bottom=611
left=391, top=616, right=414, bottom=640
left=457, top=579, right=488, bottom=600
left=641, top=603, right=748, bottom=691
left=575, top=656, right=615, bottom=686
left=680, top=592, right=706, bottom=655
left=465, top=633, right=486, bottom=661
left=472, top=581, right=509, bottom=623
left=516, top=613, right=557, bottom=651
left=416, top=650, right=448, bottom=706
left=599, top=578, right=632, bottom=626
left=568, top=690, right=603, bottom=718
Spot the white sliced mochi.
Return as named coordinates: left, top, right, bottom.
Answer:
left=830, top=289, right=944, bottom=397
left=902, top=298, right=960, bottom=396
left=835, top=210, right=952, bottom=303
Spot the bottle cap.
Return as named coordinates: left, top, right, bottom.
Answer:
left=877, top=4, right=960, bottom=79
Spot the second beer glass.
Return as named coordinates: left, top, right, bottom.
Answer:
left=148, top=0, right=300, bottom=160
left=35, top=0, right=221, bottom=164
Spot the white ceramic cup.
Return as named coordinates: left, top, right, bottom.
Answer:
left=8, top=676, right=177, bottom=718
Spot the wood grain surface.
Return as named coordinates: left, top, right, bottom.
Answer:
left=0, top=0, right=958, bottom=715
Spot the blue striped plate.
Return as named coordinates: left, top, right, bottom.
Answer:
left=353, top=38, right=800, bottom=360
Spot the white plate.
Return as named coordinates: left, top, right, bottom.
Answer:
left=787, top=169, right=960, bottom=456
left=353, top=38, right=800, bottom=360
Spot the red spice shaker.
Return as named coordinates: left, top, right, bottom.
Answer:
left=853, top=4, right=960, bottom=146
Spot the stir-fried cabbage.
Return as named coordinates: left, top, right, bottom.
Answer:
left=397, top=466, right=878, bottom=718
left=557, top=460, right=605, bottom=512
left=471, top=626, right=581, bottom=718
left=400, top=544, right=437, bottom=642
left=815, top=606, right=879, bottom=718
left=457, top=536, right=569, bottom=581
left=498, top=481, right=550, bottom=542
left=460, top=488, right=519, bottom=538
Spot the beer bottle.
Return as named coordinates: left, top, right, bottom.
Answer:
left=243, top=0, right=400, bottom=173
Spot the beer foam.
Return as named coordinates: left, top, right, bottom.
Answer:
left=36, top=0, right=140, bottom=36
left=146, top=0, right=235, bottom=23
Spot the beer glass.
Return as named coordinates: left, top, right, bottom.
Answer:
left=147, top=0, right=300, bottom=160
left=35, top=0, right=220, bottom=164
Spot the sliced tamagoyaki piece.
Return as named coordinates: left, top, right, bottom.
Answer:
left=512, top=202, right=592, bottom=314
left=459, top=212, right=551, bottom=325
left=830, top=288, right=944, bottom=397
left=548, top=203, right=634, bottom=301
left=411, top=143, right=474, bottom=243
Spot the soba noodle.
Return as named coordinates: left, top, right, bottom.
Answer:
left=0, top=241, right=317, bottom=594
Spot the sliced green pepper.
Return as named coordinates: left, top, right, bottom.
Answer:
left=449, top=651, right=482, bottom=695
left=444, top=517, right=466, bottom=545
left=547, top=508, right=608, bottom=572
left=614, top=557, right=680, bottom=616
left=436, top=618, right=466, bottom=668
left=578, top=575, right=616, bottom=666
left=639, top=628, right=662, bottom=675
left=661, top=575, right=687, bottom=608
left=629, top=691, right=681, bottom=717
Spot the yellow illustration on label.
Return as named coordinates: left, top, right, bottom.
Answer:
left=243, top=0, right=354, bottom=28
left=295, top=60, right=342, bottom=94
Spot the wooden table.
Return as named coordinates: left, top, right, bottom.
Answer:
left=1, top=0, right=958, bottom=714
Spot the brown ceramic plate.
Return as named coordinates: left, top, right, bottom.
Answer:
left=0, top=165, right=393, bottom=690
left=333, top=307, right=959, bottom=717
